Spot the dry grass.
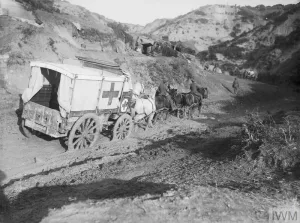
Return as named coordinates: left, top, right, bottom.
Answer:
left=21, top=25, right=37, bottom=42
left=7, top=52, right=26, bottom=66
left=199, top=110, right=300, bottom=200
left=242, top=111, right=300, bottom=170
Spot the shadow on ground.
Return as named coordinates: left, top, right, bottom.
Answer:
left=220, top=81, right=298, bottom=115
left=0, top=170, right=12, bottom=223
left=11, top=179, right=175, bottom=223
left=135, top=122, right=243, bottom=163
left=134, top=115, right=300, bottom=199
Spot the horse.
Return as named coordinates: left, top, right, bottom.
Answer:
left=132, top=82, right=145, bottom=99
left=169, top=88, right=186, bottom=118
left=153, top=92, right=173, bottom=123
left=130, top=86, right=156, bottom=131
left=184, top=87, right=208, bottom=119
left=198, top=87, right=208, bottom=99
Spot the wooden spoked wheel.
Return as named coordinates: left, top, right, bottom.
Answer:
left=68, top=114, right=101, bottom=150
left=112, top=114, right=133, bottom=141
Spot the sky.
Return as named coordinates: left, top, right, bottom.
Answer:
left=67, top=0, right=299, bottom=26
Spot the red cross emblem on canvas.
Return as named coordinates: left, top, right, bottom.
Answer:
left=102, top=83, right=119, bottom=105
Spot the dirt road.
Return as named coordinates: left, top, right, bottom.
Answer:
left=1, top=80, right=300, bottom=223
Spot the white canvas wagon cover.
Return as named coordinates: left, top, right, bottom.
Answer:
left=30, top=61, right=125, bottom=81
left=22, top=61, right=132, bottom=117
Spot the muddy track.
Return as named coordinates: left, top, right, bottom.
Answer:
left=2, top=85, right=300, bottom=223
left=1, top=84, right=297, bottom=188
left=5, top=125, right=206, bottom=223
left=2, top=109, right=207, bottom=190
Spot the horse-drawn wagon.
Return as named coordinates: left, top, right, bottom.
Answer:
left=21, top=57, right=133, bottom=150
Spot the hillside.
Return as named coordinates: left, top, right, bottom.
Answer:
left=0, top=0, right=134, bottom=92
left=197, top=3, right=300, bottom=85
left=1, top=1, right=300, bottom=223
left=125, top=4, right=266, bottom=51
left=2, top=1, right=299, bottom=92
left=125, top=4, right=300, bottom=53
left=0, top=0, right=244, bottom=96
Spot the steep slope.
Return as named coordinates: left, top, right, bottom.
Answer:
left=141, top=18, right=170, bottom=34
left=0, top=0, right=134, bottom=92
left=124, top=23, right=144, bottom=34
left=151, top=5, right=255, bottom=51
left=125, top=4, right=299, bottom=53
left=0, top=0, right=240, bottom=97
left=198, top=3, right=300, bottom=84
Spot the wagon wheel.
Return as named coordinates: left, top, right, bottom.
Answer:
left=112, top=114, right=133, bottom=141
left=68, top=113, right=101, bottom=150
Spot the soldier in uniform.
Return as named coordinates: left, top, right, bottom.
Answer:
left=157, top=79, right=175, bottom=110
left=232, top=77, right=240, bottom=94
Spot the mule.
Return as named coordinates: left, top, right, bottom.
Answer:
left=130, top=86, right=156, bottom=130
left=132, top=82, right=145, bottom=98
left=169, top=88, right=186, bottom=118
left=198, top=87, right=208, bottom=99
left=184, top=87, right=208, bottom=119
left=153, top=94, right=172, bottom=123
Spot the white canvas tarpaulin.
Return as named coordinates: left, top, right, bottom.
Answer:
left=57, top=74, right=73, bottom=118
left=22, top=67, right=44, bottom=103
left=71, top=79, right=101, bottom=111
left=22, top=61, right=134, bottom=118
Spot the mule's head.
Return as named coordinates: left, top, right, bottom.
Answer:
left=169, top=88, right=177, bottom=97
left=200, top=87, right=208, bottom=99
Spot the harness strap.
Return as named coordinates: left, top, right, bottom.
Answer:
left=149, top=98, right=155, bottom=111
left=141, top=99, right=145, bottom=114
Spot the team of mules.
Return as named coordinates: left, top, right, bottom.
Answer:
left=170, top=88, right=208, bottom=119
left=130, top=84, right=208, bottom=130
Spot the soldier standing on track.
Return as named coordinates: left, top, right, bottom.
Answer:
left=232, top=77, right=240, bottom=95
